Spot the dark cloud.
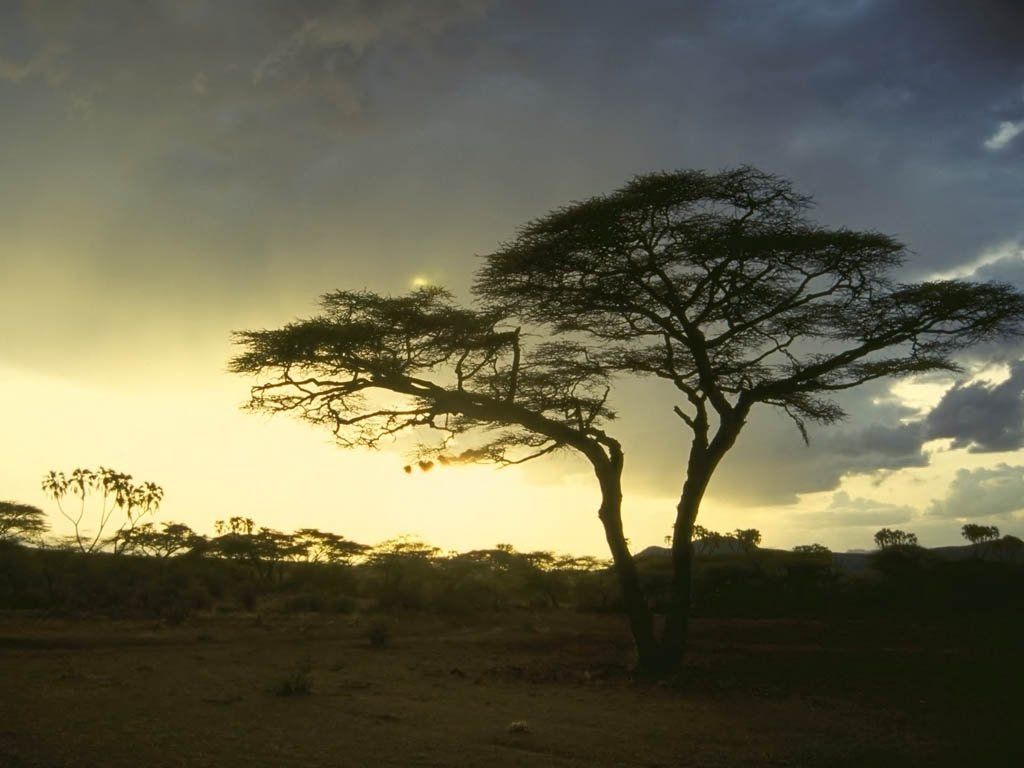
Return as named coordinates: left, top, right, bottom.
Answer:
left=926, top=362, right=1024, bottom=452
left=928, top=463, right=1024, bottom=519
left=2, top=0, right=1023, bottom=514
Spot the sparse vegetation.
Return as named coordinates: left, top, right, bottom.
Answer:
left=40, top=467, right=163, bottom=554
left=874, top=528, right=920, bottom=549
left=0, top=500, right=48, bottom=543
left=961, top=524, right=1000, bottom=544
left=793, top=543, right=831, bottom=554
left=366, top=619, right=392, bottom=648
left=269, top=657, right=313, bottom=696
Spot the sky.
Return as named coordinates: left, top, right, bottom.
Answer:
left=2, top=0, right=1024, bottom=555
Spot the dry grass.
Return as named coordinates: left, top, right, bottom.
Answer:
left=0, top=611, right=1019, bottom=767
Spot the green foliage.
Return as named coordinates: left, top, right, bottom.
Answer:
left=268, top=658, right=313, bottom=696
left=793, top=543, right=831, bottom=554
left=961, top=524, right=1000, bottom=544
left=0, top=500, right=48, bottom=543
left=874, top=528, right=919, bottom=549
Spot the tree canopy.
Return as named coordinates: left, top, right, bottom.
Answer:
left=230, top=287, right=616, bottom=468
left=0, top=501, right=48, bottom=543
left=874, top=528, right=920, bottom=549
left=231, top=286, right=664, bottom=666
left=476, top=166, right=1024, bottom=669
left=233, top=166, right=1024, bottom=675
left=477, top=167, right=1024, bottom=443
left=961, top=524, right=1000, bottom=545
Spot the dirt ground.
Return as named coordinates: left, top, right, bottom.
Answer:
left=0, top=611, right=1019, bottom=767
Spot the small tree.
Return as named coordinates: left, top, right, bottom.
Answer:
left=793, top=543, right=830, bottom=554
left=732, top=528, right=762, bottom=553
left=0, top=501, right=48, bottom=543
left=961, top=523, right=1000, bottom=545
left=365, top=536, right=441, bottom=609
left=874, top=528, right=919, bottom=549
left=209, top=517, right=302, bottom=580
left=119, top=522, right=205, bottom=558
left=40, top=467, right=164, bottom=553
left=292, top=528, right=369, bottom=564
left=477, top=166, right=1024, bottom=671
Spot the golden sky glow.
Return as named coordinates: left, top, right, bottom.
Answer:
left=2, top=1, right=1023, bottom=553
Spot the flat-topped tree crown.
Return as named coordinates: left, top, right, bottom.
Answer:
left=232, top=285, right=666, bottom=669
left=476, top=166, right=1024, bottom=438
left=230, top=286, right=616, bottom=465
left=476, top=165, right=1024, bottom=672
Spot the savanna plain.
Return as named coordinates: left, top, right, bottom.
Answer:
left=1, top=608, right=1019, bottom=767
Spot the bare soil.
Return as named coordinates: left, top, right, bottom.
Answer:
left=0, top=611, right=1018, bottom=767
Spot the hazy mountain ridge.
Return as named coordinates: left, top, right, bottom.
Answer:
left=634, top=538, right=1024, bottom=574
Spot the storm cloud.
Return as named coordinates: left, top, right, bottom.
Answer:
left=926, top=363, right=1024, bottom=452
left=928, top=464, right=1024, bottom=519
left=2, top=1, right=1024, bottom=548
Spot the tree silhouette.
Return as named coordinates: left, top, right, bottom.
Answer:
left=961, top=523, right=1000, bottom=545
left=208, top=517, right=306, bottom=580
left=732, top=528, right=762, bottom=553
left=291, top=528, right=369, bottom=564
left=0, top=501, right=48, bottom=543
left=874, top=528, right=919, bottom=549
left=229, top=288, right=664, bottom=656
left=477, top=166, right=1024, bottom=671
left=793, top=543, right=830, bottom=554
left=119, top=522, right=204, bottom=558
left=41, top=467, right=164, bottom=554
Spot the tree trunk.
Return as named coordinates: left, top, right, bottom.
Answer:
left=659, top=474, right=704, bottom=673
left=659, top=412, right=747, bottom=673
left=593, top=462, right=660, bottom=674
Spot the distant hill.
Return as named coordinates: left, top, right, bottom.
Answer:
left=634, top=539, right=752, bottom=559
left=635, top=537, right=1024, bottom=574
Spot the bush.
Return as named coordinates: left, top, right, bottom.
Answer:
left=366, top=619, right=391, bottom=648
left=268, top=658, right=313, bottom=696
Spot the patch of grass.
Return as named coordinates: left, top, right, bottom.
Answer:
left=366, top=618, right=391, bottom=648
left=268, top=657, right=313, bottom=696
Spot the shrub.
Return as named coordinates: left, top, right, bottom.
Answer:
left=268, top=658, right=313, bottom=696
left=366, top=619, right=391, bottom=648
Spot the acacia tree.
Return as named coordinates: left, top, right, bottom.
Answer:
left=477, top=166, right=1024, bottom=671
left=119, top=522, right=204, bottom=558
left=0, top=501, right=48, bottom=543
left=961, top=523, right=1000, bottom=545
left=292, top=529, right=369, bottom=564
left=229, top=288, right=662, bottom=663
left=874, top=528, right=919, bottom=549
